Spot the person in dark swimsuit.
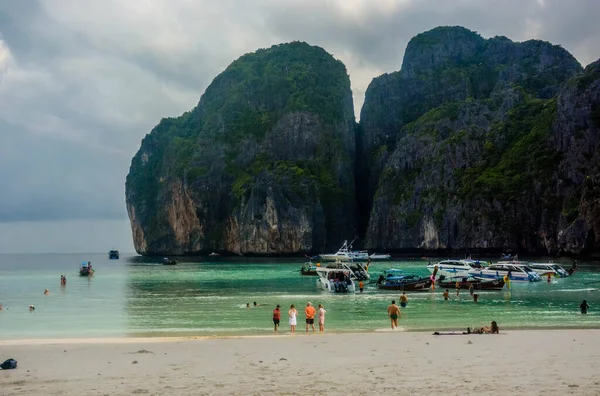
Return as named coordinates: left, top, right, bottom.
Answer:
left=273, top=305, right=281, bottom=332
left=387, top=300, right=401, bottom=329
left=580, top=300, right=589, bottom=314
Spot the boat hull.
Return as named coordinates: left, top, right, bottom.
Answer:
left=79, top=269, right=94, bottom=276
left=438, top=278, right=505, bottom=290
left=376, top=279, right=432, bottom=291
left=427, top=266, right=471, bottom=278
left=468, top=270, right=539, bottom=282
left=319, top=254, right=351, bottom=262
left=317, top=278, right=356, bottom=293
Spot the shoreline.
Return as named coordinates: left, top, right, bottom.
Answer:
left=3, top=326, right=600, bottom=345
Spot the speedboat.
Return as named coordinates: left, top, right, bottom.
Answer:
left=437, top=275, right=505, bottom=291
left=79, top=262, right=94, bottom=276
left=469, top=263, right=541, bottom=282
left=427, top=259, right=486, bottom=278
left=109, top=250, right=119, bottom=260
left=326, top=260, right=370, bottom=280
left=376, top=274, right=432, bottom=291
left=300, top=261, right=320, bottom=276
left=316, top=268, right=356, bottom=293
left=369, top=253, right=391, bottom=260
left=528, top=262, right=569, bottom=278
left=320, top=240, right=369, bottom=261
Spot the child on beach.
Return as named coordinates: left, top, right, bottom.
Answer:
left=289, top=304, right=298, bottom=333
left=318, top=304, right=327, bottom=332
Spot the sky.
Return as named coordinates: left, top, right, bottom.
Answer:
left=1, top=0, right=599, bottom=253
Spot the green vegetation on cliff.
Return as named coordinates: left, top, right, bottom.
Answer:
left=126, top=41, right=356, bottom=254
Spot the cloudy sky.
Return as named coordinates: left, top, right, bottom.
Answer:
left=1, top=0, right=599, bottom=253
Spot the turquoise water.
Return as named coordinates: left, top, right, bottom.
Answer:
left=0, top=254, right=598, bottom=339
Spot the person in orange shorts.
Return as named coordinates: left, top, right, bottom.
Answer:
left=305, top=302, right=316, bottom=333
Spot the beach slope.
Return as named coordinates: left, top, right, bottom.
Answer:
left=1, top=330, right=599, bottom=395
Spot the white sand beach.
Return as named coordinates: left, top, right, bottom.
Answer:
left=1, top=330, right=599, bottom=395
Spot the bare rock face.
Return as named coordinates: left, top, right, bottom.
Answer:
left=126, top=42, right=356, bottom=255
left=360, top=26, right=600, bottom=255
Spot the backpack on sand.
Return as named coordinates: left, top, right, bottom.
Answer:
left=0, top=358, right=17, bottom=370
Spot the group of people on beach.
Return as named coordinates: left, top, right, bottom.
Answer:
left=272, top=302, right=326, bottom=333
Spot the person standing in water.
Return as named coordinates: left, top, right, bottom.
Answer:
left=580, top=300, right=590, bottom=314
left=359, top=280, right=364, bottom=293
left=318, top=304, right=327, bottom=332
left=288, top=304, right=298, bottom=333
left=387, top=300, right=401, bottom=329
left=400, top=292, right=408, bottom=308
left=273, top=305, right=281, bottom=332
left=305, top=302, right=316, bottom=333
left=443, top=289, right=449, bottom=301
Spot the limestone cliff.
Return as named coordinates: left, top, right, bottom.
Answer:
left=127, top=27, right=600, bottom=256
left=126, top=42, right=356, bottom=255
left=362, top=26, right=600, bottom=255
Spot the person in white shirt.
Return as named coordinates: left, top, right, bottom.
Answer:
left=318, top=304, right=327, bottom=332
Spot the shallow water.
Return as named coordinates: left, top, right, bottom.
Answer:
left=0, top=254, right=598, bottom=339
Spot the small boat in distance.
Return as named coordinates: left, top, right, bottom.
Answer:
left=163, top=258, right=177, bottom=265
left=319, top=240, right=369, bottom=261
left=109, top=250, right=119, bottom=259
left=376, top=274, right=432, bottom=291
left=300, top=261, right=320, bottom=276
left=427, top=259, right=486, bottom=278
left=208, top=252, right=220, bottom=257
left=469, top=263, right=541, bottom=282
left=316, top=268, right=356, bottom=293
left=528, top=262, right=569, bottom=278
left=79, top=262, right=94, bottom=276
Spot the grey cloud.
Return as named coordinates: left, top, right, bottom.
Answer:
left=1, top=0, right=599, bottom=229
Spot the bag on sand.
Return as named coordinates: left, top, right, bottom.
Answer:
left=0, top=358, right=17, bottom=370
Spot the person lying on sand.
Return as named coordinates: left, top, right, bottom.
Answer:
left=472, top=321, right=499, bottom=334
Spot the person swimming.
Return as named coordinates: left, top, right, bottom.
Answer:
left=44, top=289, right=50, bottom=295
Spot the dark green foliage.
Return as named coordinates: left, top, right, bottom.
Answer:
left=459, top=99, right=560, bottom=200
left=128, top=41, right=353, bottom=220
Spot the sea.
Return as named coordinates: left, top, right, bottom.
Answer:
left=0, top=254, right=598, bottom=339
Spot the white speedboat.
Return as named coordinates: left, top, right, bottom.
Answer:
left=427, top=259, right=486, bottom=278
left=326, top=259, right=370, bottom=280
left=369, top=253, right=391, bottom=260
left=320, top=240, right=369, bottom=261
left=316, top=268, right=356, bottom=293
left=469, top=263, right=541, bottom=282
left=528, top=262, right=569, bottom=278
left=319, top=240, right=353, bottom=261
